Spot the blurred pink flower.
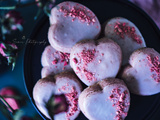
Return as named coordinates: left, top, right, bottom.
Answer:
left=46, top=94, right=68, bottom=118
left=0, top=42, right=17, bottom=57
left=0, top=87, right=21, bottom=112
left=1, top=10, right=24, bottom=34
left=0, top=42, right=18, bottom=70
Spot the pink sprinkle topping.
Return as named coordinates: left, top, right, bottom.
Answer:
left=83, top=69, right=95, bottom=82
left=114, top=22, right=142, bottom=44
left=75, top=49, right=96, bottom=81
left=80, top=49, right=95, bottom=65
left=109, top=88, right=129, bottom=120
left=59, top=52, right=70, bottom=66
left=73, top=58, right=78, bottom=64
left=147, top=55, right=160, bottom=82
left=51, top=51, right=70, bottom=68
left=59, top=4, right=96, bottom=25
left=65, top=87, right=78, bottom=118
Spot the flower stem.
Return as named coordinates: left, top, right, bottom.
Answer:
left=1, top=95, right=26, bottom=100
left=0, top=95, right=16, bottom=113
left=0, top=1, right=39, bottom=10
left=0, top=6, right=16, bottom=10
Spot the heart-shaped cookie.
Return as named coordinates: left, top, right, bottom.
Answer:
left=120, top=48, right=160, bottom=95
left=70, top=37, right=122, bottom=86
left=104, top=17, right=146, bottom=65
left=79, top=78, right=130, bottom=120
left=41, top=45, right=71, bottom=78
left=48, top=1, right=101, bottom=53
left=33, top=72, right=82, bottom=120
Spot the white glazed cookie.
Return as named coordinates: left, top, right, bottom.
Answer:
left=48, top=1, right=101, bottom=53
left=120, top=48, right=160, bottom=95
left=41, top=45, right=71, bottom=78
left=79, top=78, right=130, bottom=120
left=104, top=17, right=146, bottom=65
left=70, top=37, right=122, bottom=86
left=33, top=72, right=82, bottom=120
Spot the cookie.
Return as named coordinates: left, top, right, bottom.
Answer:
left=79, top=78, right=130, bottom=120
left=48, top=1, right=101, bottom=53
left=104, top=17, right=146, bottom=65
left=33, top=71, right=82, bottom=120
left=120, top=48, right=160, bottom=95
left=70, top=37, right=122, bottom=86
left=41, top=45, right=71, bottom=78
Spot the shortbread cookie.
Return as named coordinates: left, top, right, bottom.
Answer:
left=79, top=78, right=130, bottom=120
left=41, top=45, right=71, bottom=78
left=120, top=48, right=160, bottom=95
left=48, top=1, right=101, bottom=53
left=70, top=37, right=122, bottom=86
left=104, top=17, right=146, bottom=65
left=33, top=72, right=82, bottom=120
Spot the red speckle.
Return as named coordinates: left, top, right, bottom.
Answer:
left=101, top=53, right=104, bottom=56
left=59, top=4, right=96, bottom=25
left=73, top=58, right=78, bottom=64
left=52, top=59, right=58, bottom=65
left=147, top=55, right=160, bottom=82
left=64, top=61, right=68, bottom=66
left=76, top=67, right=80, bottom=72
left=98, top=60, right=101, bottom=63
left=83, top=69, right=95, bottom=82
left=109, top=94, right=114, bottom=99
left=61, top=86, right=66, bottom=91
left=96, top=25, right=99, bottom=29
left=114, top=22, right=142, bottom=44
left=59, top=52, right=70, bottom=66
left=47, top=48, right=51, bottom=53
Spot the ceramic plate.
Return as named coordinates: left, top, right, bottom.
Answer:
left=23, top=0, right=160, bottom=120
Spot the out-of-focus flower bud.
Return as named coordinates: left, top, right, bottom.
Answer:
left=0, top=41, right=18, bottom=70
left=1, top=10, right=24, bottom=35
left=46, top=94, right=68, bottom=119
left=0, top=87, right=21, bottom=112
left=35, top=0, right=55, bottom=8
left=43, top=0, right=56, bottom=16
left=35, top=0, right=43, bottom=8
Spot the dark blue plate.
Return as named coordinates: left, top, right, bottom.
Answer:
left=23, top=0, right=160, bottom=120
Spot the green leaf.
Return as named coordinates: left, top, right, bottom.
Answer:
left=0, top=101, right=12, bottom=120
left=43, top=1, right=55, bottom=17
left=13, top=110, right=24, bottom=120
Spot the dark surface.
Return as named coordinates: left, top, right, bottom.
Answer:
left=24, top=0, right=160, bottom=120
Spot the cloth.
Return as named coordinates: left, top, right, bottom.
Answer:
left=131, top=0, right=160, bottom=29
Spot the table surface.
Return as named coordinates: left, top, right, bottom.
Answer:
left=0, top=0, right=44, bottom=119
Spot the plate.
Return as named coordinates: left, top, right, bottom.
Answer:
left=23, top=0, right=160, bottom=120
